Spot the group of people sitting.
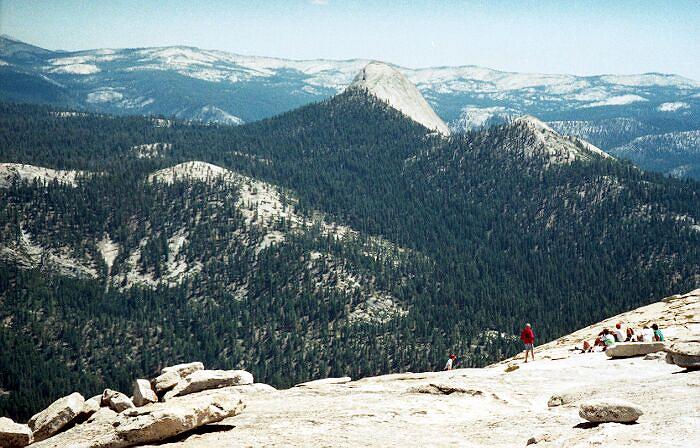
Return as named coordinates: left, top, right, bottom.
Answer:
left=579, top=322, right=665, bottom=353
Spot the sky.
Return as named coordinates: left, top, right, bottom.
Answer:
left=2, top=0, right=699, bottom=79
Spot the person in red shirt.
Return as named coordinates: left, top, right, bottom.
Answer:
left=520, top=323, right=535, bottom=363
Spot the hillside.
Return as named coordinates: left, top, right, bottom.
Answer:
left=1, top=74, right=700, bottom=421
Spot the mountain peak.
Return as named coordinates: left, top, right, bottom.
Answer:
left=349, top=61, right=450, bottom=135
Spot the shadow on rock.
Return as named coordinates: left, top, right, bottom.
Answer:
left=148, top=424, right=236, bottom=445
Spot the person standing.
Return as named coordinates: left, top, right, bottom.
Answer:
left=520, top=323, right=535, bottom=363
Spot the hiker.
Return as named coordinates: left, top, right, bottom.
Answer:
left=613, top=323, right=625, bottom=342
left=520, top=323, right=535, bottom=362
left=600, top=329, right=616, bottom=350
left=651, top=323, right=665, bottom=341
left=641, top=326, right=654, bottom=342
left=625, top=327, right=636, bottom=342
left=444, top=354, right=457, bottom=371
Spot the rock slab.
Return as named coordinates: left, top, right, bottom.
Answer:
left=605, top=342, right=665, bottom=358
left=132, top=379, right=158, bottom=407
left=28, top=392, right=84, bottom=442
left=0, top=417, right=33, bottom=447
left=665, top=341, right=700, bottom=370
left=164, top=369, right=254, bottom=400
left=161, top=362, right=204, bottom=378
left=30, top=389, right=245, bottom=448
left=102, top=389, right=135, bottom=413
left=578, top=398, right=643, bottom=423
left=152, top=371, right=181, bottom=394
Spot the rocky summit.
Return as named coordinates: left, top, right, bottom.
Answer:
left=4, top=289, right=697, bottom=447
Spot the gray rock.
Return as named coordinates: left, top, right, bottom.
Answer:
left=102, top=389, right=135, bottom=413
left=665, top=341, right=700, bottom=370
left=30, top=389, right=245, bottom=448
left=578, top=398, right=643, bottom=423
left=605, top=342, right=665, bottom=358
left=0, top=417, right=33, bottom=447
left=160, top=361, right=204, bottom=378
left=132, top=379, right=158, bottom=407
left=28, top=392, right=84, bottom=442
left=152, top=370, right=180, bottom=394
left=163, top=369, right=254, bottom=400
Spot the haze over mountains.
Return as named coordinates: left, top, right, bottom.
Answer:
left=2, top=35, right=700, bottom=178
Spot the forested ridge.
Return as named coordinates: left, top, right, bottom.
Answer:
left=1, top=94, right=699, bottom=420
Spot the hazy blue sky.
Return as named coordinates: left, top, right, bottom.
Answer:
left=2, top=0, right=699, bottom=79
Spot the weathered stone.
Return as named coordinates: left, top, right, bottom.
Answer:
left=102, top=389, right=135, bottom=413
left=30, top=389, right=245, bottom=448
left=28, top=392, right=84, bottom=442
left=160, top=361, right=204, bottom=377
left=526, top=432, right=554, bottom=445
left=132, top=379, right=158, bottom=407
left=152, top=371, right=180, bottom=394
left=547, top=390, right=585, bottom=407
left=295, top=377, right=352, bottom=387
left=578, top=398, right=643, bottom=423
left=605, top=342, right=665, bottom=358
left=410, top=383, right=484, bottom=396
left=665, top=340, right=700, bottom=370
left=163, top=369, right=253, bottom=400
left=504, top=363, right=519, bottom=373
left=0, top=417, right=33, bottom=447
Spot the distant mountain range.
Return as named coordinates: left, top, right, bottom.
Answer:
left=1, top=34, right=700, bottom=178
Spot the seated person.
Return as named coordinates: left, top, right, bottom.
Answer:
left=651, top=323, right=665, bottom=341
left=613, top=323, right=625, bottom=342
left=641, top=326, right=654, bottom=342
left=625, top=327, right=636, bottom=342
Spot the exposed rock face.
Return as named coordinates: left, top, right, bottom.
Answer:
left=31, top=389, right=245, bottom=448
left=132, top=379, right=158, bottom=407
left=605, top=341, right=666, bottom=358
left=665, top=340, right=700, bottom=369
left=163, top=369, right=253, bottom=400
left=102, top=389, right=135, bottom=413
left=0, top=417, right=33, bottom=447
left=152, top=371, right=180, bottom=394
left=410, top=383, right=484, bottom=396
left=579, top=398, right=643, bottom=423
left=161, top=362, right=204, bottom=378
left=295, top=377, right=352, bottom=387
left=27, top=392, right=84, bottom=442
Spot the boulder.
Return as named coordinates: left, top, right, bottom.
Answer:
left=665, top=340, right=700, bottom=370
left=152, top=371, right=180, bottom=394
left=161, top=362, right=204, bottom=378
left=578, top=398, right=643, bottom=423
left=605, top=342, right=665, bottom=358
left=0, top=417, right=33, bottom=447
left=132, top=379, right=158, bottom=407
left=163, top=369, right=253, bottom=400
left=102, top=389, right=135, bottom=413
left=30, top=389, right=245, bottom=448
left=28, top=392, right=84, bottom=442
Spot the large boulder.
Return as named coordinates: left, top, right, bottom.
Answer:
left=152, top=362, right=204, bottom=394
left=0, top=417, right=33, bottom=447
left=30, top=389, right=245, bottom=448
left=28, top=392, right=84, bottom=442
left=605, top=342, right=665, bottom=358
left=579, top=398, right=643, bottom=423
left=102, top=389, right=135, bottom=413
left=163, top=369, right=253, bottom=400
left=152, top=371, right=180, bottom=394
left=161, top=362, right=204, bottom=378
left=665, top=340, right=700, bottom=370
left=132, top=379, right=158, bottom=407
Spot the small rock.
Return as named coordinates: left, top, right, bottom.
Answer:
left=505, top=363, right=519, bottom=373
left=578, top=398, right=643, bottom=423
left=152, top=370, right=181, bottom=394
left=164, top=369, right=254, bottom=400
left=605, top=342, right=665, bottom=358
left=547, top=391, right=585, bottom=407
left=102, top=389, right=135, bottom=413
left=643, top=351, right=666, bottom=361
left=0, top=417, right=33, bottom=447
left=28, top=392, right=84, bottom=442
left=526, top=432, right=553, bottom=445
left=665, top=340, right=700, bottom=370
left=132, top=379, right=158, bottom=407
